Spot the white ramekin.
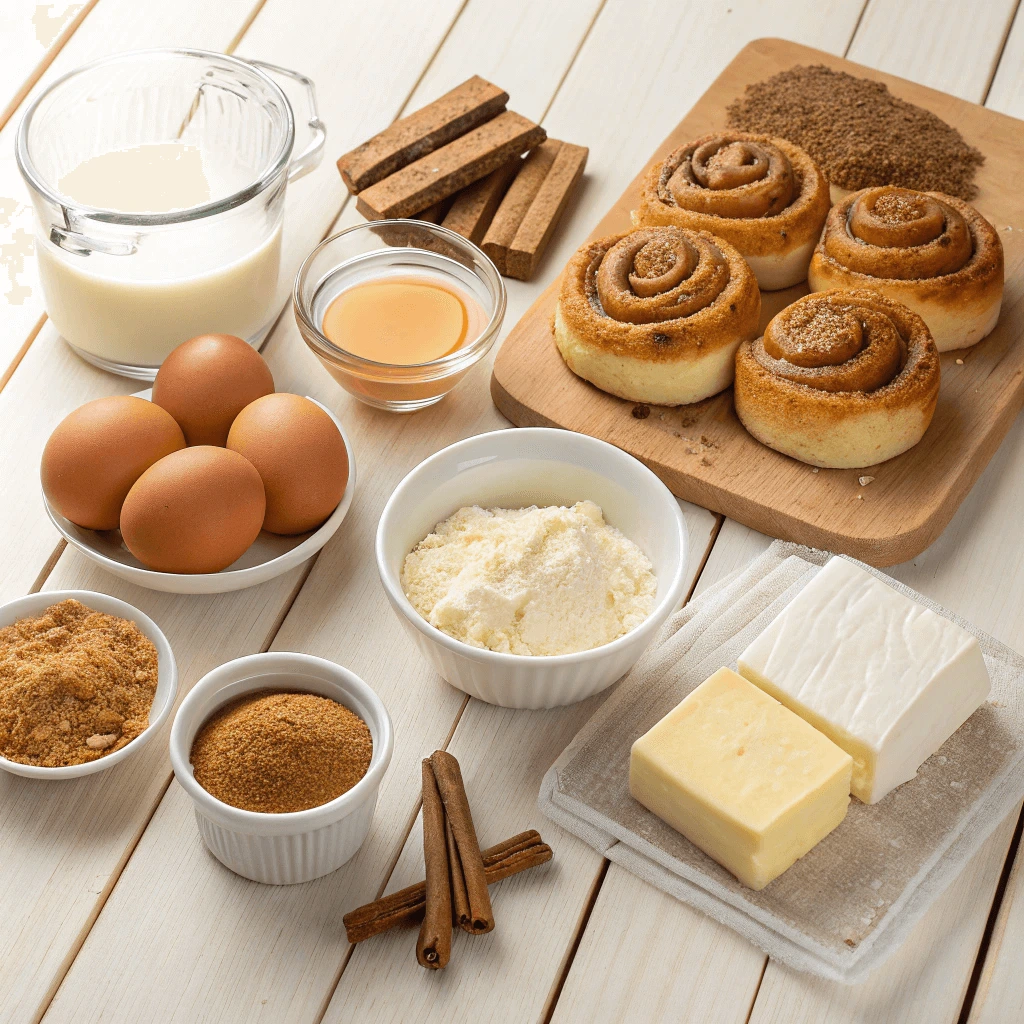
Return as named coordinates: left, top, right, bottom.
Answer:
left=169, top=652, right=393, bottom=884
left=376, top=427, right=689, bottom=709
left=0, top=589, right=177, bottom=779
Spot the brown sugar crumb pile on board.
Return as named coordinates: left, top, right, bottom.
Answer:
left=726, top=65, right=984, bottom=200
left=190, top=692, right=373, bottom=813
left=0, top=599, right=158, bottom=767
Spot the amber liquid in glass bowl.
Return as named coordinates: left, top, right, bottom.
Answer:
left=321, top=273, right=487, bottom=365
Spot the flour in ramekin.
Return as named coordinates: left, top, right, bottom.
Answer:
left=401, top=501, right=657, bottom=656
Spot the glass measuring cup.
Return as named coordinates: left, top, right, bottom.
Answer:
left=16, top=48, right=326, bottom=379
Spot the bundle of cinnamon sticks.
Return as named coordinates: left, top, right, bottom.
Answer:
left=336, top=76, right=587, bottom=281
left=342, top=750, right=553, bottom=970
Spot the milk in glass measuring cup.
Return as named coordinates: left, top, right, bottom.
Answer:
left=16, top=49, right=325, bottom=379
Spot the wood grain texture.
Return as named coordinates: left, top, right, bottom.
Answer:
left=492, top=37, right=1024, bottom=567
left=0, top=1, right=96, bottom=132
left=968, top=818, right=1024, bottom=1023
left=550, top=862, right=766, bottom=1024
left=0, top=0, right=262, bottom=380
left=2, top=4, right=1022, bottom=1024
left=847, top=0, right=1020, bottom=101
left=36, top=3, right=636, bottom=1021
left=986, top=3, right=1024, bottom=116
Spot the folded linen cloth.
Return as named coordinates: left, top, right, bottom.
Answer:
left=538, top=541, right=1024, bottom=982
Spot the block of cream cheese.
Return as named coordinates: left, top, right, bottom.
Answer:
left=738, top=557, right=991, bottom=804
left=629, top=667, right=852, bottom=890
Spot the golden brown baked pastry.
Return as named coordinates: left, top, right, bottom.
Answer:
left=554, top=226, right=760, bottom=406
left=634, top=132, right=830, bottom=290
left=808, top=186, right=1003, bottom=352
left=734, top=290, right=940, bottom=468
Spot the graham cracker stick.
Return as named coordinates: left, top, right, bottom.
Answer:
left=413, top=194, right=456, bottom=224
left=356, top=110, right=546, bottom=220
left=343, top=832, right=552, bottom=944
left=337, top=76, right=508, bottom=194
left=441, top=157, right=520, bottom=243
left=481, top=139, right=562, bottom=274
left=416, top=758, right=451, bottom=969
left=506, top=141, right=588, bottom=281
left=430, top=750, right=494, bottom=934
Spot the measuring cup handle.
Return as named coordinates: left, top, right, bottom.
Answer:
left=245, top=59, right=326, bottom=183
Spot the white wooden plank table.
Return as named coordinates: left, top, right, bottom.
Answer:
left=0, top=1, right=1021, bottom=1022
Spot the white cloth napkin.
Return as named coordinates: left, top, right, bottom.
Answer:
left=538, top=541, right=1024, bottom=982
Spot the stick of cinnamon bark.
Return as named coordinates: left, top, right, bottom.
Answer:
left=338, top=76, right=508, bottom=194
left=344, top=832, right=552, bottom=944
left=505, top=142, right=588, bottom=280
left=429, top=750, right=494, bottom=934
left=482, top=139, right=562, bottom=274
left=446, top=820, right=472, bottom=929
left=442, top=157, right=520, bottom=243
left=356, top=111, right=546, bottom=220
left=416, top=758, right=452, bottom=969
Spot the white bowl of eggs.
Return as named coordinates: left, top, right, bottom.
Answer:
left=40, top=335, right=355, bottom=595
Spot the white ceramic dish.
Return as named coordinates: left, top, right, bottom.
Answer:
left=0, top=590, right=177, bottom=779
left=376, top=427, right=689, bottom=710
left=42, top=392, right=355, bottom=594
left=169, top=652, right=393, bottom=884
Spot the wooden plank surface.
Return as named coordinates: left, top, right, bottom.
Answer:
left=35, top=2, right=625, bottom=1021
left=491, top=36, right=1024, bottom=567
left=0, top=0, right=472, bottom=1020
left=544, top=6, right=1024, bottom=1023
left=0, top=1, right=96, bottom=130
left=0, top=0, right=1021, bottom=1022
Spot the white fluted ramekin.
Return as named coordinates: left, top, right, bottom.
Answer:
left=169, top=652, right=392, bottom=884
left=376, top=428, right=689, bottom=709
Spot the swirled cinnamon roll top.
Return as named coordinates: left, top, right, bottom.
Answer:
left=662, top=134, right=796, bottom=219
left=634, top=133, right=830, bottom=290
left=559, top=226, right=760, bottom=362
left=808, top=186, right=1004, bottom=352
left=824, top=187, right=974, bottom=280
left=748, top=290, right=938, bottom=403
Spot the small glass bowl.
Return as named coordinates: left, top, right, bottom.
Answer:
left=293, top=220, right=506, bottom=412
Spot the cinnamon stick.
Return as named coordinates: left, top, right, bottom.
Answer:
left=416, top=758, right=451, bottom=969
left=344, top=832, right=552, bottom=944
left=446, top=819, right=472, bottom=929
left=337, top=76, right=508, bottom=194
left=356, top=111, right=547, bottom=220
left=429, top=750, right=494, bottom=934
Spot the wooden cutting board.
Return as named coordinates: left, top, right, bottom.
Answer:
left=491, top=38, right=1024, bottom=567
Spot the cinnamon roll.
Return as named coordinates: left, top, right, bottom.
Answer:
left=554, top=226, right=760, bottom=406
left=634, top=132, right=830, bottom=290
left=808, top=186, right=1003, bottom=352
left=734, top=290, right=940, bottom=469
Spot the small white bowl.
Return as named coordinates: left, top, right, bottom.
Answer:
left=0, top=590, right=177, bottom=779
left=169, top=652, right=393, bottom=885
left=376, top=428, right=689, bottom=709
left=43, top=394, right=356, bottom=595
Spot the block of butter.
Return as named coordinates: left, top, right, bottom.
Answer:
left=629, top=667, right=852, bottom=890
left=738, top=557, right=991, bottom=805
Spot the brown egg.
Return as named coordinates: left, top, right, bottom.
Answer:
left=120, top=447, right=266, bottom=573
left=227, top=394, right=348, bottom=535
left=41, top=396, right=185, bottom=530
left=152, top=334, right=275, bottom=446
